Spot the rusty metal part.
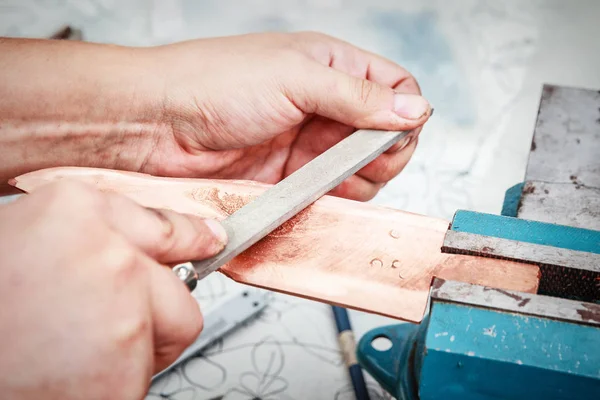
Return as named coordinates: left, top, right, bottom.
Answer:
left=431, top=278, right=600, bottom=326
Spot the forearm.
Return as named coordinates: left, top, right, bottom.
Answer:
left=0, top=38, right=167, bottom=193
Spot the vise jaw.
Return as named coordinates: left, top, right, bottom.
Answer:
left=357, top=279, right=600, bottom=400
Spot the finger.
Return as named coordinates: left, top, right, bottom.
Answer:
left=332, top=50, right=428, bottom=138
left=146, top=259, right=204, bottom=373
left=385, top=132, right=414, bottom=154
left=356, top=136, right=419, bottom=184
left=284, top=118, right=415, bottom=193
left=283, top=117, right=351, bottom=179
left=328, top=174, right=384, bottom=202
left=290, top=32, right=428, bottom=139
left=285, top=116, right=416, bottom=181
left=342, top=49, right=427, bottom=137
left=294, top=32, right=421, bottom=94
left=287, top=62, right=432, bottom=132
left=101, top=193, right=228, bottom=264
left=358, top=49, right=422, bottom=94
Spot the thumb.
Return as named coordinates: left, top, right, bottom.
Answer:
left=290, top=63, right=432, bottom=130
left=101, top=192, right=228, bottom=264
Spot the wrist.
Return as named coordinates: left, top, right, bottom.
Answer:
left=0, top=38, right=168, bottom=185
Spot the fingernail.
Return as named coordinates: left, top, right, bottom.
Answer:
left=393, top=94, right=431, bottom=119
left=204, top=219, right=228, bottom=244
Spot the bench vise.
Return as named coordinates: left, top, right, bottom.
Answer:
left=356, top=84, right=600, bottom=399
left=357, top=212, right=600, bottom=400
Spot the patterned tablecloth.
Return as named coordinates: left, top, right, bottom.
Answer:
left=1, top=1, right=599, bottom=399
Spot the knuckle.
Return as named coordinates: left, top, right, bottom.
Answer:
left=100, top=237, right=143, bottom=284
left=287, top=32, right=333, bottom=65
left=114, top=315, right=150, bottom=351
left=146, top=208, right=179, bottom=258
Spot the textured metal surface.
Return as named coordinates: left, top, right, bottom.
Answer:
left=518, top=181, right=600, bottom=230
left=191, top=129, right=409, bottom=279
left=443, top=230, right=600, bottom=273
left=519, top=84, right=600, bottom=230
left=525, top=84, right=600, bottom=187
left=430, top=279, right=600, bottom=326
left=442, top=230, right=600, bottom=302
left=152, top=290, right=267, bottom=381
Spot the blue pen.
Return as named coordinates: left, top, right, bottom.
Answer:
left=332, top=306, right=371, bottom=400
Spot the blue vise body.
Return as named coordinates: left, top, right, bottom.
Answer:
left=356, top=210, right=600, bottom=400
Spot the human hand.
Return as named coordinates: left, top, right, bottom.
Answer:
left=142, top=32, right=432, bottom=201
left=0, top=181, right=227, bottom=399
left=0, top=32, right=430, bottom=200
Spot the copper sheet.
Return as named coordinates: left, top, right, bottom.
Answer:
left=11, top=167, right=540, bottom=322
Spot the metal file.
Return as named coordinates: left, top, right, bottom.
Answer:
left=191, top=129, right=410, bottom=280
